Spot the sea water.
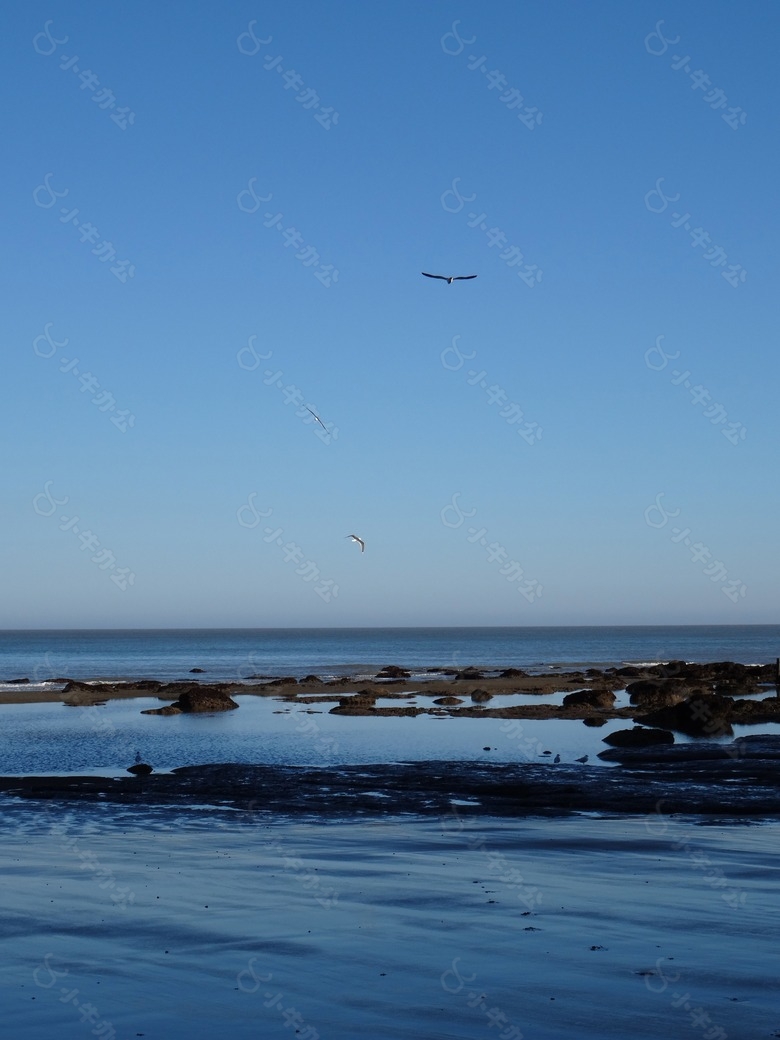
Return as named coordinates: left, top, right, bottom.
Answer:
left=1, top=626, right=778, bottom=684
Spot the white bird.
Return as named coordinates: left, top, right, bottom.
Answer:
left=422, top=272, right=477, bottom=284
left=306, top=407, right=328, bottom=432
left=346, top=534, right=365, bottom=552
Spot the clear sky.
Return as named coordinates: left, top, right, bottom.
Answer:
left=2, top=0, right=778, bottom=628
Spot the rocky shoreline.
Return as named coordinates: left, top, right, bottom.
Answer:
left=3, top=660, right=779, bottom=816
left=1, top=735, right=779, bottom=817
left=5, top=659, right=778, bottom=736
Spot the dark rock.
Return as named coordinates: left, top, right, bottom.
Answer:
left=583, top=717, right=607, bottom=727
left=729, top=695, right=780, bottom=724
left=626, top=679, right=697, bottom=709
left=613, top=666, right=642, bottom=677
left=500, top=668, right=528, bottom=678
left=456, top=668, right=484, bottom=681
left=127, top=763, right=153, bottom=775
left=646, top=660, right=773, bottom=687
left=142, top=686, right=239, bottom=715
left=637, top=694, right=734, bottom=737
left=654, top=659, right=688, bottom=676
left=300, top=675, right=322, bottom=683
left=5, top=678, right=30, bottom=684
left=178, top=688, right=239, bottom=712
left=61, top=681, right=95, bottom=693
left=331, top=691, right=377, bottom=714
left=562, top=689, right=616, bottom=710
left=189, top=668, right=205, bottom=673
left=264, top=676, right=298, bottom=687
left=62, top=679, right=162, bottom=694
left=602, top=727, right=674, bottom=748
left=470, top=689, right=492, bottom=703
left=376, top=666, right=411, bottom=678
left=433, top=696, right=463, bottom=706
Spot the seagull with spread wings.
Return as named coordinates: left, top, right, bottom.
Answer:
left=346, top=534, right=365, bottom=553
left=306, top=407, right=328, bottom=432
left=422, top=272, right=478, bottom=284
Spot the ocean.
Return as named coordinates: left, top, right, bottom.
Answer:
left=1, top=626, right=778, bottom=684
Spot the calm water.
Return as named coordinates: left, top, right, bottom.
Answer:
left=1, top=693, right=776, bottom=777
left=1, top=626, right=778, bottom=683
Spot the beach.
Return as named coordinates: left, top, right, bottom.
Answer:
left=3, top=801, right=778, bottom=1040
left=3, top=649, right=780, bottom=1039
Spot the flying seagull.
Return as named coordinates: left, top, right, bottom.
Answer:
left=422, top=272, right=477, bottom=284
left=346, top=534, right=365, bottom=552
left=306, top=407, right=328, bottom=432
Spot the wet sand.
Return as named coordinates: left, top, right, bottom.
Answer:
left=3, top=660, right=779, bottom=1038
left=2, top=801, right=778, bottom=1040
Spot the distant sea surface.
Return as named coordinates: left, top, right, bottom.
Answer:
left=1, top=626, right=778, bottom=684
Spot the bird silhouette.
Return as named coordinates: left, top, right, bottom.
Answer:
left=553, top=754, right=561, bottom=763
left=346, top=534, right=365, bottom=552
left=422, top=272, right=477, bottom=284
left=305, top=407, right=328, bottom=432
left=575, top=754, right=589, bottom=763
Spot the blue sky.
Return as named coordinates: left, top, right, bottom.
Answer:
left=2, top=0, right=778, bottom=627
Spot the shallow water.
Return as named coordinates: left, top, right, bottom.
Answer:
left=0, top=696, right=629, bottom=774
left=2, top=696, right=778, bottom=778
left=1, top=801, right=778, bottom=1039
